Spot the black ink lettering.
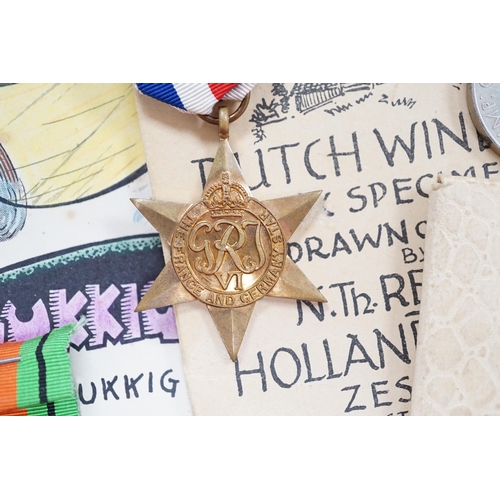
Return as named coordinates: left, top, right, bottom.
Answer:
left=369, top=182, right=387, bottom=208
left=415, top=220, right=426, bottom=239
left=351, top=288, right=375, bottom=316
left=344, top=333, right=379, bottom=376
left=301, top=343, right=326, bottom=383
left=342, top=385, right=366, bottom=412
left=432, top=112, right=472, bottom=154
left=304, top=139, right=326, bottom=180
left=463, top=166, right=476, bottom=177
left=350, top=225, right=382, bottom=251
left=296, top=300, right=303, bottom=326
left=322, top=192, right=335, bottom=217
left=393, top=178, right=413, bottom=205
left=249, top=148, right=271, bottom=191
left=191, top=157, right=213, bottom=188
left=305, top=236, right=329, bottom=261
left=380, top=273, right=410, bottom=311
left=270, top=348, right=302, bottom=388
left=483, top=162, right=499, bottom=179
left=452, top=165, right=477, bottom=177
left=347, top=186, right=367, bottom=213
left=416, top=173, right=433, bottom=198
left=373, top=122, right=417, bottom=166
left=323, top=339, right=342, bottom=379
left=160, top=369, right=179, bottom=397
left=329, top=281, right=354, bottom=317
left=78, top=382, right=97, bottom=405
left=148, top=372, right=153, bottom=393
left=268, top=143, right=299, bottom=184
left=402, top=248, right=417, bottom=264
left=101, top=376, right=120, bottom=401
left=287, top=242, right=303, bottom=263
left=374, top=325, right=411, bottom=369
left=422, top=121, right=432, bottom=159
left=124, top=373, right=144, bottom=399
left=328, top=132, right=361, bottom=177
left=410, top=319, right=419, bottom=346
left=235, top=352, right=267, bottom=396
left=408, top=269, right=423, bottom=306
left=371, top=380, right=392, bottom=408
left=396, top=375, right=412, bottom=403
left=332, top=233, right=353, bottom=257
left=384, top=220, right=408, bottom=245
left=296, top=293, right=325, bottom=326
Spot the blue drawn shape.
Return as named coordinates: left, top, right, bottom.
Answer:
left=0, top=144, right=27, bottom=241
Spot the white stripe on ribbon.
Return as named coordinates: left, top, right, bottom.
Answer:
left=224, top=83, right=255, bottom=101
left=172, top=83, right=217, bottom=115
left=172, top=83, right=254, bottom=114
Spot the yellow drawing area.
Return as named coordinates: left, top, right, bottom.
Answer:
left=0, top=83, right=146, bottom=206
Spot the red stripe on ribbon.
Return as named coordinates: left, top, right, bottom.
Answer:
left=208, top=83, right=238, bottom=101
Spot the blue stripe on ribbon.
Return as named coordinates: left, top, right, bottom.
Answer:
left=136, top=83, right=185, bottom=110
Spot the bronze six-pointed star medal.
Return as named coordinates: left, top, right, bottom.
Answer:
left=132, top=107, right=326, bottom=361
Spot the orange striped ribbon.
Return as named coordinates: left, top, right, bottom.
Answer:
left=0, top=341, right=26, bottom=415
left=0, top=324, right=79, bottom=416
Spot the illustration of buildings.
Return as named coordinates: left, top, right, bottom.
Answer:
left=290, top=83, right=376, bottom=114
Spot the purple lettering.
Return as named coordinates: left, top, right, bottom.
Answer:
left=85, top=284, right=123, bottom=347
left=121, top=284, right=142, bottom=342
left=49, top=289, right=88, bottom=347
left=140, top=282, right=178, bottom=341
left=1, top=299, right=50, bottom=342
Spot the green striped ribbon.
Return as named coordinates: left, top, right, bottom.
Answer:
left=25, top=398, right=80, bottom=416
left=2, top=323, right=80, bottom=416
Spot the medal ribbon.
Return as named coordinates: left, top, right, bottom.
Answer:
left=0, top=324, right=80, bottom=416
left=136, top=83, right=254, bottom=114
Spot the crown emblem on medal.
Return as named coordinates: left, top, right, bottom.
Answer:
left=131, top=104, right=327, bottom=362
left=203, top=172, right=248, bottom=217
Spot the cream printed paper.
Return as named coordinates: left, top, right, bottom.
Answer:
left=412, top=176, right=500, bottom=416
left=137, top=83, right=499, bottom=415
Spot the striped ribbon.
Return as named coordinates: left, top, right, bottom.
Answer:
left=0, top=324, right=79, bottom=416
left=136, top=83, right=254, bottom=114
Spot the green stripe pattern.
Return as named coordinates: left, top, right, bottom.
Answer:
left=16, top=336, right=42, bottom=409
left=16, top=324, right=79, bottom=416
left=27, top=398, right=80, bottom=416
